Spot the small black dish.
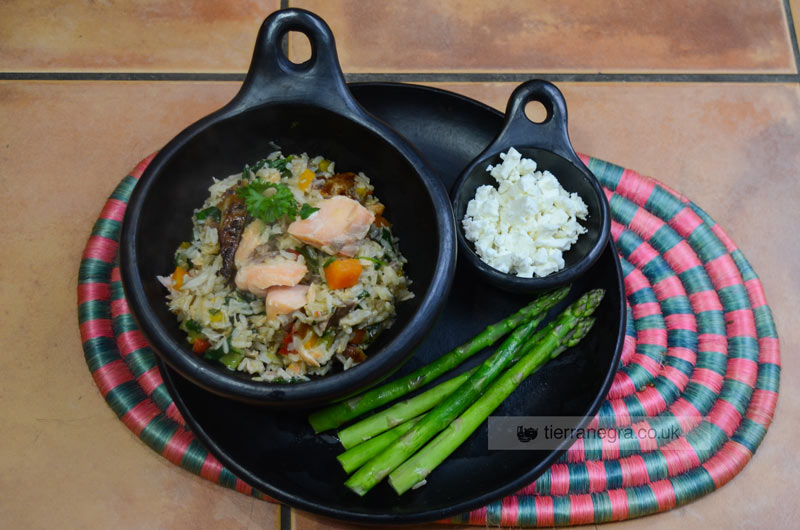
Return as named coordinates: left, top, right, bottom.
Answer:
left=451, top=80, right=611, bottom=294
left=119, top=9, right=456, bottom=408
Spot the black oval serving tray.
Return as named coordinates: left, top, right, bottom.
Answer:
left=157, top=82, right=626, bottom=525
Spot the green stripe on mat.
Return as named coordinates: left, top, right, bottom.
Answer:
left=731, top=418, right=767, bottom=453
left=517, top=495, right=537, bottom=527
left=660, top=295, right=692, bottom=315
left=591, top=491, right=614, bottom=523
left=140, top=415, right=179, bottom=454
left=105, top=380, right=146, bottom=418
left=696, top=310, right=726, bottom=336
left=180, top=439, right=209, bottom=475
left=649, top=224, right=684, bottom=255
left=753, top=306, right=778, bottom=338
left=110, top=175, right=138, bottom=202
left=627, top=484, right=659, bottom=518
left=756, top=363, right=780, bottom=393
left=84, top=337, right=120, bottom=372
left=672, top=467, right=716, bottom=506
left=91, top=218, right=121, bottom=241
left=677, top=266, right=714, bottom=294
left=588, top=157, right=624, bottom=190
left=645, top=186, right=685, bottom=221
left=79, top=300, right=110, bottom=324
left=78, top=258, right=113, bottom=284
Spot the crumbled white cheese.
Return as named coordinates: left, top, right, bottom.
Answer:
left=462, top=147, right=588, bottom=278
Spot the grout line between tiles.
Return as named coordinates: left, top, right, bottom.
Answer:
left=1, top=72, right=799, bottom=83
left=279, top=504, right=291, bottom=530
left=783, top=0, right=800, bottom=76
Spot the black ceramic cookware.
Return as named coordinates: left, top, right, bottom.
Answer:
left=157, top=83, right=627, bottom=525
left=120, top=9, right=456, bottom=407
left=451, top=80, right=611, bottom=293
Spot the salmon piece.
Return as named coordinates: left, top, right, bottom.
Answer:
left=287, top=195, right=375, bottom=256
left=234, top=219, right=266, bottom=268
left=234, top=258, right=307, bottom=296
left=266, top=285, right=310, bottom=320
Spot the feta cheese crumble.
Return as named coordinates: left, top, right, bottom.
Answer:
left=462, top=147, right=588, bottom=278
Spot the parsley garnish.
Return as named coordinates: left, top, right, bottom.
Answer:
left=237, top=181, right=298, bottom=224
left=237, top=180, right=321, bottom=225
left=300, top=203, right=319, bottom=219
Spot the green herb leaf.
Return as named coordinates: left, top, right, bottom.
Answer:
left=357, top=290, right=370, bottom=300
left=243, top=158, right=270, bottom=180
left=323, top=257, right=336, bottom=269
left=184, top=319, right=203, bottom=334
left=203, top=347, right=225, bottom=361
left=195, top=206, right=221, bottom=221
left=237, top=181, right=299, bottom=224
left=208, top=308, right=220, bottom=316
left=356, top=256, right=387, bottom=270
left=296, top=246, right=318, bottom=269
left=381, top=228, right=396, bottom=254
left=300, top=203, right=319, bottom=219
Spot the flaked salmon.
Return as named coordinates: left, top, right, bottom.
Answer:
left=266, top=285, right=310, bottom=320
left=234, top=258, right=307, bottom=296
left=287, top=195, right=375, bottom=256
left=234, top=219, right=265, bottom=268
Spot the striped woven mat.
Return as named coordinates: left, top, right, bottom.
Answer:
left=78, top=154, right=780, bottom=526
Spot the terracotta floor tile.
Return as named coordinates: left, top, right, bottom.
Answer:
left=0, top=0, right=280, bottom=72
left=791, top=0, right=800, bottom=58
left=1, top=80, right=797, bottom=529
left=290, top=0, right=796, bottom=74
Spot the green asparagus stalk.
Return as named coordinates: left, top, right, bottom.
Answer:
left=308, top=287, right=569, bottom=433
left=344, top=289, right=604, bottom=496
left=338, top=369, right=474, bottom=449
left=344, top=317, right=540, bottom=496
left=388, top=313, right=599, bottom=494
left=338, top=416, right=422, bottom=474
left=337, top=309, right=551, bottom=449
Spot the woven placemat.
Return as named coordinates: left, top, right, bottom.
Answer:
left=78, top=154, right=780, bottom=526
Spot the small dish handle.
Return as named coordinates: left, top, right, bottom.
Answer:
left=230, top=8, right=365, bottom=118
left=485, top=80, right=582, bottom=167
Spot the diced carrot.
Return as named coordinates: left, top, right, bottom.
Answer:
left=298, top=168, right=315, bottom=191
left=324, top=259, right=363, bottom=289
left=350, top=328, right=367, bottom=345
left=192, top=338, right=210, bottom=354
left=172, top=266, right=187, bottom=290
left=373, top=214, right=391, bottom=228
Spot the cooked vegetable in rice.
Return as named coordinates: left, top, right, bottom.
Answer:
left=159, top=151, right=413, bottom=381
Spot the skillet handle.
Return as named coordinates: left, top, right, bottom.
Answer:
left=231, top=8, right=363, bottom=117
left=488, top=80, right=581, bottom=166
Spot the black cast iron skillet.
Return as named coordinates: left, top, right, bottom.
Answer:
left=452, top=80, right=611, bottom=293
left=120, top=9, right=456, bottom=407
left=157, top=83, right=627, bottom=525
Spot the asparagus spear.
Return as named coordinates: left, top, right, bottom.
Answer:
left=389, top=314, right=599, bottom=494
left=338, top=417, right=422, bottom=474
left=338, top=369, right=474, bottom=449
left=344, top=317, right=539, bottom=495
left=337, top=310, right=549, bottom=449
left=344, top=289, right=604, bottom=496
left=308, top=287, right=569, bottom=433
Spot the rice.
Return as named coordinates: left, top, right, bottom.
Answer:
left=160, top=150, right=413, bottom=382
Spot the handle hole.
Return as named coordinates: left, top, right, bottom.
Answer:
left=524, top=100, right=549, bottom=124
left=286, top=30, right=312, bottom=65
